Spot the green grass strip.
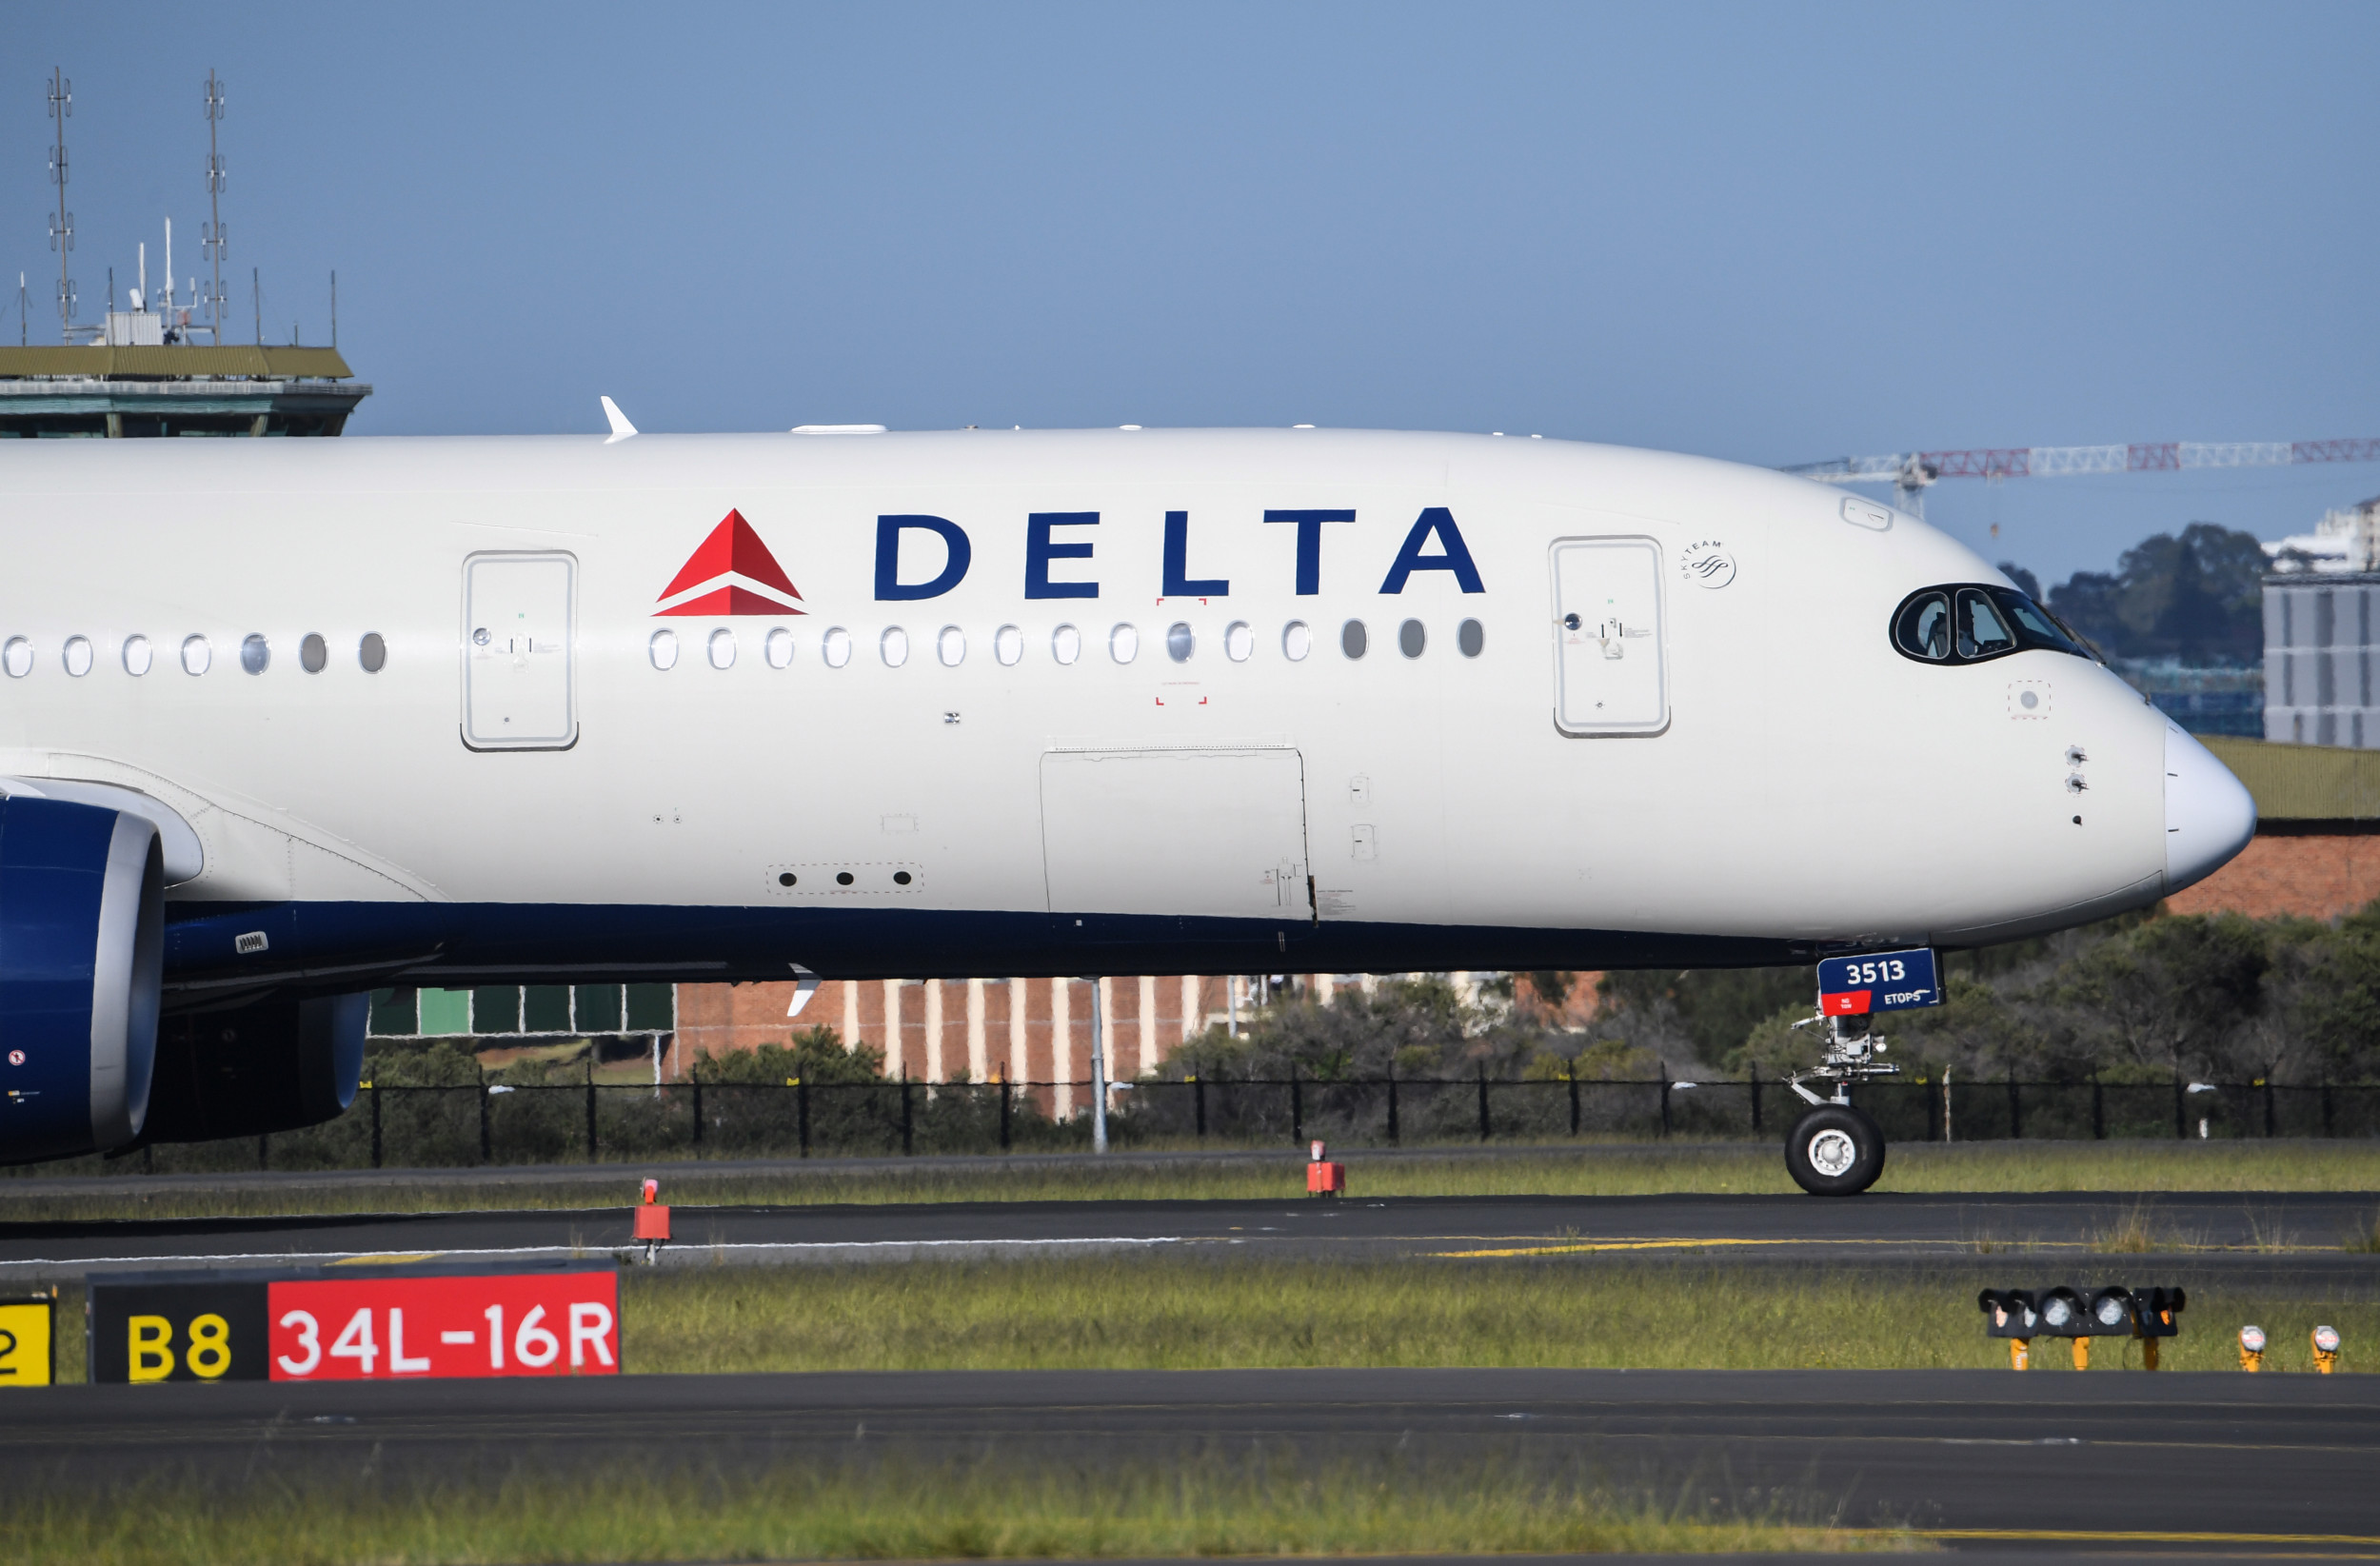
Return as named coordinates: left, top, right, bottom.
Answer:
left=617, top=1256, right=2379, bottom=1377
left=10, top=1140, right=2380, bottom=1223
left=3, top=1451, right=1924, bottom=1564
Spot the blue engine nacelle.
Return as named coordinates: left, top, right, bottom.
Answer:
left=142, top=993, right=367, bottom=1144
left=0, top=795, right=166, bottom=1162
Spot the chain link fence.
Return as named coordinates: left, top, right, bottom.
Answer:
left=55, top=1071, right=2380, bottom=1175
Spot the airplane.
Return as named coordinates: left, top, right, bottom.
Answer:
left=0, top=420, right=2256, bottom=1193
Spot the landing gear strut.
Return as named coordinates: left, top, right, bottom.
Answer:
left=1781, top=1009, right=1894, bottom=1196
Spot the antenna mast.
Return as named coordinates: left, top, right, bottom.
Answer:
left=47, top=69, right=74, bottom=344
left=203, top=69, right=227, bottom=347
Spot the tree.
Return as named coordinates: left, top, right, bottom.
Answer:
left=1167, top=977, right=1487, bottom=1080
left=1594, top=966, right=1814, bottom=1069
left=1997, top=562, right=2044, bottom=601
left=693, top=1025, right=885, bottom=1083
left=2049, top=912, right=2268, bottom=1079
left=2043, top=522, right=2266, bottom=664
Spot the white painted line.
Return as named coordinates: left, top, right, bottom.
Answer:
left=1, top=1237, right=1184, bottom=1272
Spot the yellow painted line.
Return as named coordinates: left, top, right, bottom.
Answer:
left=1921, top=1529, right=2380, bottom=1547
left=1436, top=1237, right=2058, bottom=1257
left=327, top=1253, right=445, bottom=1266
left=1434, top=1236, right=2335, bottom=1258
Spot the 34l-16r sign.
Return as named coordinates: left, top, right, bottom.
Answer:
left=89, top=1264, right=618, bottom=1384
left=1816, top=947, right=1941, bottom=1017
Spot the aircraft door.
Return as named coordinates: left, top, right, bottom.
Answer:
left=463, top=552, right=578, bottom=750
left=1039, top=747, right=1312, bottom=919
left=1551, top=537, right=1667, bottom=736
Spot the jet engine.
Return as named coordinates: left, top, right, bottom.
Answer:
left=0, top=795, right=166, bottom=1162
left=142, top=992, right=367, bottom=1143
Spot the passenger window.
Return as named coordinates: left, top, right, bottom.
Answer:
left=1956, top=589, right=2015, bottom=659
left=1893, top=592, right=1951, bottom=661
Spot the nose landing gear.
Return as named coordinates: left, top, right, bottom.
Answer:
left=1781, top=1010, right=1896, bottom=1197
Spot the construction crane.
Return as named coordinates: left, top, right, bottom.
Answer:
left=1784, top=438, right=2380, bottom=519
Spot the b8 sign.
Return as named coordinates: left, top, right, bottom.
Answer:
left=268, top=1272, right=619, bottom=1381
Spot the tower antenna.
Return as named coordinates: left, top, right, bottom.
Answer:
left=203, top=69, right=227, bottom=347
left=47, top=68, right=74, bottom=344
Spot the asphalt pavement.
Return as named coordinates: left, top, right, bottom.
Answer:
left=11, top=1366, right=2380, bottom=1548
left=2, top=1189, right=2375, bottom=1280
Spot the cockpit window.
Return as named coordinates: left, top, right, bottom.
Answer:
left=1956, top=589, right=2014, bottom=659
left=1893, top=591, right=1951, bottom=661
left=1993, top=589, right=2090, bottom=658
left=1889, top=584, right=2092, bottom=666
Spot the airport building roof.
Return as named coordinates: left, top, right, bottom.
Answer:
left=0, top=343, right=369, bottom=437
left=0, top=345, right=354, bottom=379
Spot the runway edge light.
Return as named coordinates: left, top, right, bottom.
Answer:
left=2238, top=1324, right=2267, bottom=1372
left=2313, top=1324, right=2341, bottom=1375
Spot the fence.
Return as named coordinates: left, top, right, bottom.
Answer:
left=45, top=1070, right=2380, bottom=1176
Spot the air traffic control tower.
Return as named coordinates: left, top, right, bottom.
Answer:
left=0, top=340, right=368, bottom=438
left=5, top=69, right=370, bottom=438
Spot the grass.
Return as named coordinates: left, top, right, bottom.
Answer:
left=616, top=1255, right=2379, bottom=1378
left=1, top=1449, right=1923, bottom=1564
left=35, top=1254, right=2373, bottom=1385
left=8, top=1140, right=2380, bottom=1223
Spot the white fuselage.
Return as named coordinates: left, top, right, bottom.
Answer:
left=0, top=427, right=2249, bottom=992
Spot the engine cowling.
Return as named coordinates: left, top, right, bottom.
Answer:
left=0, top=796, right=165, bottom=1162
left=143, top=993, right=367, bottom=1144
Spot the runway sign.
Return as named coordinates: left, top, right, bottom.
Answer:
left=89, top=1264, right=619, bottom=1384
left=0, top=1298, right=53, bottom=1386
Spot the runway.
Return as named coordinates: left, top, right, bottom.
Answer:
left=11, top=1366, right=2380, bottom=1546
left=2, top=1189, right=2375, bottom=1280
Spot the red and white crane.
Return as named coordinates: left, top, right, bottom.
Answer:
left=1786, top=438, right=2380, bottom=519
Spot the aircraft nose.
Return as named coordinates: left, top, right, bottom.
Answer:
left=2164, top=724, right=2256, bottom=894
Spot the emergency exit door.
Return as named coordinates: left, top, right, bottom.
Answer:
left=1552, top=537, right=1667, bottom=735
left=463, top=552, right=577, bottom=750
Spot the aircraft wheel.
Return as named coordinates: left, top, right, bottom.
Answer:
left=1784, top=1103, right=1886, bottom=1197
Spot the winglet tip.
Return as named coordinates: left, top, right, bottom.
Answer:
left=601, top=395, right=637, bottom=441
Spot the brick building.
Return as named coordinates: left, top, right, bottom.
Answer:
left=371, top=970, right=1478, bottom=1095
left=2163, top=737, right=2380, bottom=921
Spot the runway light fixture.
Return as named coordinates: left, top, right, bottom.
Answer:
left=2238, top=1324, right=2266, bottom=1372
left=1982, top=1285, right=2184, bottom=1370
left=2036, top=1285, right=2085, bottom=1366
left=2313, top=1324, right=2342, bottom=1375
left=1978, top=1288, right=2040, bottom=1369
left=2132, top=1286, right=2186, bottom=1371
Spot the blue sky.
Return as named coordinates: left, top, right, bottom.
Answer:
left=9, top=2, right=2376, bottom=585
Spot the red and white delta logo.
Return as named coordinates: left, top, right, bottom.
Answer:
left=654, top=509, right=804, bottom=617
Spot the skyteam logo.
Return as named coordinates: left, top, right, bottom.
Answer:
left=655, top=510, right=805, bottom=616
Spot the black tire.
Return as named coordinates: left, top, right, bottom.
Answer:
left=1785, top=1103, right=1886, bottom=1196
